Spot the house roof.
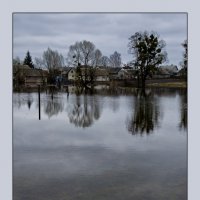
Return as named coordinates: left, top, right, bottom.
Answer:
left=72, top=67, right=109, bottom=77
left=95, top=69, right=109, bottom=76
left=157, top=68, right=171, bottom=75
left=13, top=64, right=31, bottom=73
left=159, top=65, right=178, bottom=73
left=62, top=67, right=73, bottom=74
left=13, top=65, right=49, bottom=77
left=109, top=67, right=122, bottom=74
left=119, top=68, right=135, bottom=76
left=24, top=69, right=48, bottom=77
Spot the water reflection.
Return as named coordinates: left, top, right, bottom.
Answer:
left=13, top=87, right=187, bottom=200
left=179, top=89, right=187, bottom=130
left=67, top=95, right=102, bottom=128
left=43, top=95, right=64, bottom=118
left=13, top=87, right=187, bottom=133
left=27, top=93, right=33, bottom=109
left=126, top=89, right=160, bottom=135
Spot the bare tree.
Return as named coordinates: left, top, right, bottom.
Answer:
left=42, top=47, right=65, bottom=84
left=34, top=57, right=44, bottom=69
left=67, top=40, right=102, bottom=67
left=100, top=56, right=110, bottom=67
left=80, top=40, right=95, bottom=66
left=109, top=51, right=122, bottom=68
left=43, top=47, right=64, bottom=71
left=67, top=42, right=82, bottom=66
left=93, top=49, right=102, bottom=67
left=67, top=40, right=104, bottom=87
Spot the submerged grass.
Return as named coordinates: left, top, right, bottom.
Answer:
left=147, top=82, right=187, bottom=88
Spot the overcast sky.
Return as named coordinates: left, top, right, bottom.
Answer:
left=13, top=13, right=187, bottom=67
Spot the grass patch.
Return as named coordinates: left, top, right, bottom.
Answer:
left=147, top=82, right=187, bottom=88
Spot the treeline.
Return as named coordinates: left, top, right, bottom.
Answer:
left=13, top=31, right=187, bottom=88
left=13, top=43, right=122, bottom=69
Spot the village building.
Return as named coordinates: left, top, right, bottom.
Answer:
left=108, top=67, right=122, bottom=80
left=153, top=64, right=179, bottom=79
left=67, top=68, right=77, bottom=81
left=52, top=67, right=73, bottom=85
left=67, top=66, right=110, bottom=82
left=118, top=66, right=136, bottom=80
left=13, top=64, right=48, bottom=87
left=95, top=69, right=109, bottom=82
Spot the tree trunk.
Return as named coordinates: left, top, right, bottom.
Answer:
left=137, top=75, right=140, bottom=88
left=141, top=75, right=146, bottom=89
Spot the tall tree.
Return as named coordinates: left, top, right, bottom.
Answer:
left=67, top=41, right=82, bottom=66
left=80, top=40, right=95, bottom=66
left=67, top=40, right=103, bottom=87
left=34, top=57, right=44, bottom=69
left=67, top=40, right=98, bottom=67
left=109, top=51, right=121, bottom=68
left=180, top=40, right=187, bottom=78
left=128, top=31, right=167, bottom=88
left=93, top=49, right=102, bottom=67
left=100, top=56, right=110, bottom=67
left=23, top=51, right=34, bottom=68
left=43, top=47, right=64, bottom=71
left=42, top=47, right=65, bottom=83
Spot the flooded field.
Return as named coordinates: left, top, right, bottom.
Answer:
left=13, top=87, right=187, bottom=200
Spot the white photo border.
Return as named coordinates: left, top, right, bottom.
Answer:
left=0, top=0, right=199, bottom=199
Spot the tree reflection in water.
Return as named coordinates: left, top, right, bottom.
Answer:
left=43, top=95, right=64, bottom=118
left=179, top=89, right=187, bottom=130
left=67, top=93, right=102, bottom=128
left=126, top=89, right=160, bottom=135
left=27, top=93, right=33, bottom=110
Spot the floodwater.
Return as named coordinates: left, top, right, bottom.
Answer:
left=13, top=87, right=187, bottom=200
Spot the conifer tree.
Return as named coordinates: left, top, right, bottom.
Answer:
left=23, top=51, right=34, bottom=68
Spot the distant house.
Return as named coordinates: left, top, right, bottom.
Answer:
left=162, top=64, right=178, bottom=71
left=153, top=68, right=171, bottom=79
left=68, top=68, right=76, bottom=81
left=118, top=67, right=136, bottom=80
left=46, top=66, right=74, bottom=85
left=177, top=68, right=187, bottom=77
left=24, top=69, right=48, bottom=87
left=160, top=65, right=178, bottom=75
left=153, top=65, right=179, bottom=78
left=109, top=67, right=122, bottom=80
left=95, top=69, right=109, bottom=82
left=13, top=64, right=30, bottom=84
left=13, top=64, right=48, bottom=87
left=56, top=67, right=73, bottom=84
left=67, top=66, right=110, bottom=82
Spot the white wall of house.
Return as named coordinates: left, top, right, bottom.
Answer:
left=96, top=76, right=109, bottom=81
left=118, top=69, right=134, bottom=79
left=118, top=70, right=125, bottom=79
left=68, top=69, right=76, bottom=80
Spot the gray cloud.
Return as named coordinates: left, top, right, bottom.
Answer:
left=13, top=13, right=187, bottom=66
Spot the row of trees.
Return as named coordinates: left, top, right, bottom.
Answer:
left=13, top=44, right=122, bottom=70
left=67, top=41, right=122, bottom=68
left=13, top=31, right=188, bottom=89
